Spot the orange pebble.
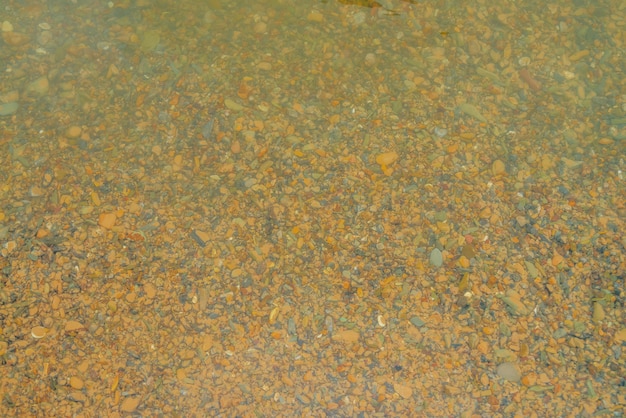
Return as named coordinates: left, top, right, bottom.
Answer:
left=551, top=251, right=564, bottom=266
left=376, top=151, right=399, bottom=166
left=98, top=212, right=116, bottom=229
left=482, top=327, right=495, bottom=335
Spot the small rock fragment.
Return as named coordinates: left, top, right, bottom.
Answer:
left=496, top=362, right=521, bottom=383
left=2, top=21, right=14, bottom=32
left=0, top=102, right=18, bottom=116
left=65, top=320, right=84, bottom=332
left=67, top=392, right=87, bottom=403
left=120, top=396, right=141, bottom=412
left=2, top=31, right=30, bottom=46
left=498, top=290, right=530, bottom=316
left=253, top=21, right=267, bottom=34
left=409, top=316, right=425, bottom=328
left=592, top=302, right=605, bottom=324
left=191, top=229, right=210, bottom=247
left=492, top=159, right=506, bottom=175
left=25, top=76, right=49, bottom=96
left=224, top=98, right=244, bottom=111
left=69, top=376, right=84, bottom=390
left=307, top=11, right=324, bottom=22
left=98, top=212, right=116, bottom=229
left=375, top=151, right=398, bottom=167
left=457, top=103, right=487, bottom=123
left=66, top=126, right=82, bottom=138
left=519, top=68, right=542, bottom=91
left=332, top=329, right=360, bottom=344
left=31, top=326, right=49, bottom=339
left=144, top=283, right=156, bottom=299
left=394, top=382, right=413, bottom=399
left=429, top=248, right=443, bottom=267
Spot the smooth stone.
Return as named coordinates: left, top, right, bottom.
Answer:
left=0, top=102, right=18, bottom=116
left=429, top=248, right=443, bottom=267
left=2, top=31, right=30, bottom=46
left=25, top=76, right=49, bottom=96
left=496, top=362, right=521, bottom=382
left=376, top=151, right=399, bottom=166
left=66, top=126, right=82, bottom=138
left=410, top=316, right=425, bottom=328
left=492, top=159, right=506, bottom=175
left=224, top=98, right=244, bottom=111
left=2, top=21, right=14, bottom=32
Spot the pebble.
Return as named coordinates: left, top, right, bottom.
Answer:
left=2, top=21, right=14, bottom=32
left=98, top=212, right=117, bottom=229
left=429, top=248, right=443, bottom=267
left=68, top=392, right=87, bottom=403
left=457, top=103, right=487, bottom=123
left=461, top=244, right=475, bottom=259
left=144, top=283, right=157, bottom=299
left=37, top=30, right=52, bottom=46
left=498, top=290, right=530, bottom=316
left=2, top=31, right=29, bottom=46
left=25, top=76, right=49, bottom=96
left=394, top=383, right=413, bottom=399
left=434, top=126, right=448, bottom=138
left=31, top=326, right=49, bottom=339
left=409, top=316, right=425, bottom=328
left=561, top=157, right=582, bottom=169
left=201, top=120, right=214, bottom=139
left=551, top=251, right=564, bottom=266
left=0, top=90, right=19, bottom=102
left=191, top=229, right=210, bottom=247
left=519, top=68, right=542, bottom=91
left=120, top=397, right=141, bottom=412
left=224, top=98, right=244, bottom=111
left=0, top=102, right=18, bottom=116
left=569, top=50, right=589, bottom=61
left=331, top=329, right=360, bottom=344
left=140, top=30, right=160, bottom=52
left=375, top=151, right=399, bottom=175
left=592, top=302, right=605, bottom=323
left=30, top=186, right=45, bottom=197
left=496, top=362, right=521, bottom=383
left=69, top=376, right=84, bottom=390
left=66, top=126, right=82, bottom=138
left=307, top=11, right=324, bottom=22
left=65, top=320, right=84, bottom=332
left=253, top=21, right=267, bottom=34
left=375, top=151, right=398, bottom=166
left=2, top=240, right=17, bottom=256
left=492, top=159, right=506, bottom=175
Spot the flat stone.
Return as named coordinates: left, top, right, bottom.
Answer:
left=497, top=362, right=521, bottom=383
left=0, top=102, right=18, bottom=116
